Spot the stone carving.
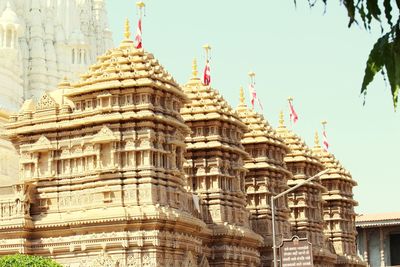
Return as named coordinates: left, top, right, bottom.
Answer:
left=92, top=252, right=117, bottom=267
left=198, top=255, right=209, bottom=267
left=35, top=93, right=59, bottom=111
left=92, top=126, right=118, bottom=144
left=0, top=20, right=364, bottom=267
left=31, top=135, right=53, bottom=151
left=182, top=251, right=196, bottom=267
left=142, top=253, right=155, bottom=267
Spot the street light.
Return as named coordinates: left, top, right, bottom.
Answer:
left=271, top=169, right=329, bottom=267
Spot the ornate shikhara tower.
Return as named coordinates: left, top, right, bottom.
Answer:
left=236, top=88, right=292, bottom=267
left=4, top=22, right=209, bottom=266
left=276, top=112, right=337, bottom=267
left=180, top=60, right=263, bottom=267
left=312, top=133, right=363, bottom=266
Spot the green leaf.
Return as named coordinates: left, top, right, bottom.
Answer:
left=361, top=32, right=389, bottom=98
left=383, top=0, right=393, bottom=27
left=343, top=0, right=356, bottom=27
left=366, top=0, right=381, bottom=24
left=357, top=4, right=370, bottom=30
left=361, top=26, right=400, bottom=110
left=383, top=33, right=400, bottom=109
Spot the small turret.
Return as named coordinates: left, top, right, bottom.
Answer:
left=0, top=2, right=20, bottom=49
left=0, top=2, right=23, bottom=111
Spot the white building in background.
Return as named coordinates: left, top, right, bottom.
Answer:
left=0, top=0, right=113, bottom=187
left=0, top=0, right=113, bottom=111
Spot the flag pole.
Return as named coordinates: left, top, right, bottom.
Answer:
left=248, top=71, right=255, bottom=110
left=288, top=96, right=293, bottom=130
left=203, top=44, right=211, bottom=63
left=322, top=120, right=327, bottom=135
left=248, top=71, right=256, bottom=84
left=202, top=44, right=211, bottom=86
left=136, top=1, right=145, bottom=18
left=322, top=120, right=328, bottom=151
left=135, top=1, right=145, bottom=49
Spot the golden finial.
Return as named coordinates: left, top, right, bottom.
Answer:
left=288, top=96, right=293, bottom=102
left=239, top=86, right=245, bottom=105
left=192, top=58, right=198, bottom=78
left=322, top=120, right=327, bottom=131
left=279, top=111, right=285, bottom=127
left=136, top=1, right=145, bottom=8
left=249, top=71, right=256, bottom=85
left=203, top=44, right=211, bottom=61
left=314, top=131, right=320, bottom=147
left=136, top=1, right=146, bottom=18
left=124, top=18, right=131, bottom=39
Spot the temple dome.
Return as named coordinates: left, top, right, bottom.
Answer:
left=0, top=2, right=19, bottom=26
left=236, top=88, right=289, bottom=172
left=276, top=112, right=322, bottom=167
left=236, top=90, right=286, bottom=149
left=180, top=59, right=246, bottom=130
left=312, top=138, right=357, bottom=185
left=65, top=33, right=185, bottom=100
left=312, top=133, right=358, bottom=205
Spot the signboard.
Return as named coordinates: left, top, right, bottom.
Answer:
left=280, top=236, right=313, bottom=267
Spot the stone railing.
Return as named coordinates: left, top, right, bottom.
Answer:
left=0, top=199, right=29, bottom=219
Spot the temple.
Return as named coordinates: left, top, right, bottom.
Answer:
left=0, top=0, right=113, bottom=204
left=0, top=10, right=365, bottom=267
left=0, top=0, right=112, bottom=109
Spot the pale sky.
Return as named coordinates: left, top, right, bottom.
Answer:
left=106, top=0, right=400, bottom=215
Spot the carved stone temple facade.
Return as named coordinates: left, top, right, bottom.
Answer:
left=0, top=21, right=365, bottom=267
left=0, top=0, right=114, bottom=196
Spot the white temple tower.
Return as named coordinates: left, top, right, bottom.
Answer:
left=0, top=0, right=113, bottom=106
left=0, top=2, right=23, bottom=112
left=0, top=0, right=113, bottom=192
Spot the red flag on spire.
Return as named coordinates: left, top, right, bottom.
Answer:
left=322, top=129, right=329, bottom=151
left=203, top=61, right=211, bottom=86
left=288, top=99, right=298, bottom=124
left=249, top=83, right=263, bottom=110
left=135, top=18, right=142, bottom=49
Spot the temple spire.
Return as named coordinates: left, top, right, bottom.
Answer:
left=314, top=131, right=321, bottom=148
left=279, top=111, right=285, bottom=127
left=124, top=18, right=131, bottom=40
left=192, top=58, right=198, bottom=78
left=239, top=86, right=245, bottom=106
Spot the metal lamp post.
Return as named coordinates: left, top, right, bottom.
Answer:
left=271, top=169, right=329, bottom=267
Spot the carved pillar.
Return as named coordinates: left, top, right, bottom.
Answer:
left=74, top=48, right=78, bottom=65
left=81, top=49, right=85, bottom=64
left=61, top=159, right=64, bottom=175
left=96, top=144, right=101, bottom=168
left=3, top=30, right=6, bottom=47
left=34, top=153, right=39, bottom=177
left=10, top=29, right=14, bottom=48
left=363, top=228, right=368, bottom=263
left=111, top=143, right=115, bottom=167
left=380, top=228, right=385, bottom=267
left=48, top=151, right=53, bottom=175
left=171, top=145, right=176, bottom=169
